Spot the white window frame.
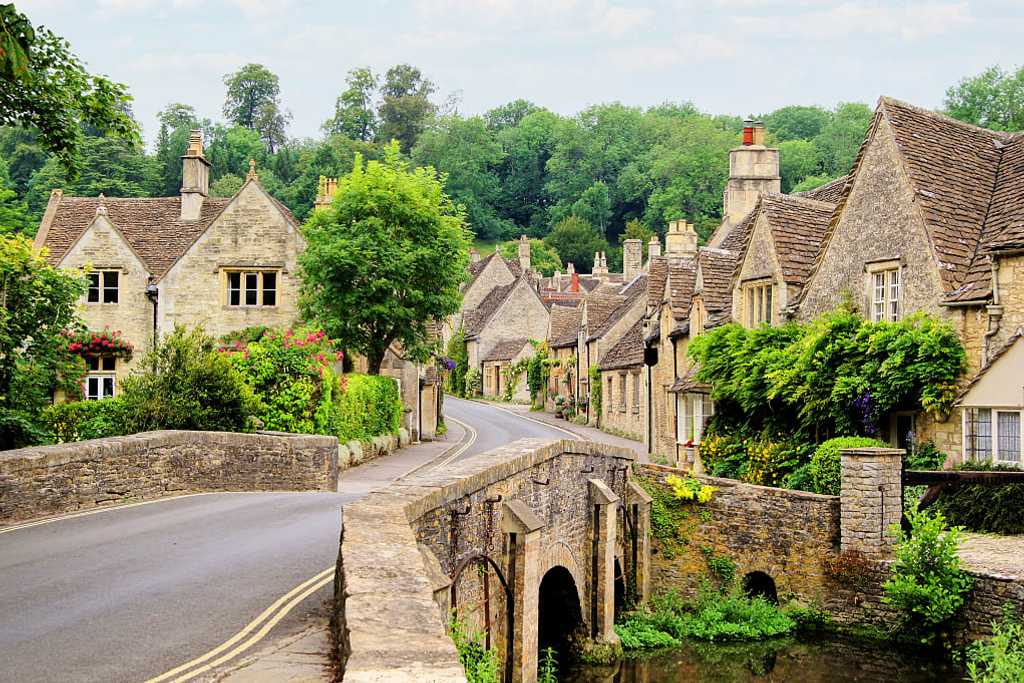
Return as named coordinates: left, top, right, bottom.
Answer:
left=84, top=355, right=116, bottom=400
left=631, top=371, right=641, bottom=414
left=962, top=407, right=1022, bottom=465
left=676, top=392, right=714, bottom=445
left=867, top=262, right=901, bottom=322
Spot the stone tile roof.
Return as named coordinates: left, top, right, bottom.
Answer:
left=464, top=282, right=516, bottom=337
left=718, top=204, right=759, bottom=253
left=667, top=257, right=697, bottom=320
left=598, top=318, right=644, bottom=371
left=482, top=338, right=531, bottom=362
left=39, top=194, right=232, bottom=278
left=584, top=292, right=625, bottom=337
left=985, top=134, right=1024, bottom=251
left=794, top=175, right=849, bottom=203
left=757, top=193, right=836, bottom=290
left=549, top=304, right=582, bottom=348
left=465, top=252, right=522, bottom=289
left=588, top=275, right=647, bottom=341
left=647, top=256, right=668, bottom=309
left=668, top=366, right=710, bottom=393
left=698, top=248, right=737, bottom=314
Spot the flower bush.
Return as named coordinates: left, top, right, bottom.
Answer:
left=61, top=328, right=134, bottom=359
left=666, top=473, right=715, bottom=503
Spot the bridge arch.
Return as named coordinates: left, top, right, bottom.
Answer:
left=742, top=570, right=779, bottom=604
left=537, top=565, right=584, bottom=672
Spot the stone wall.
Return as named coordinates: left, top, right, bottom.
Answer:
left=601, top=368, right=644, bottom=441
left=0, top=430, right=338, bottom=524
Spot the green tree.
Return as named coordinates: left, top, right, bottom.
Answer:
left=572, top=180, right=612, bottom=236
left=619, top=218, right=655, bottom=257
left=791, top=173, right=839, bottom=194
left=0, top=234, right=86, bottom=448
left=0, top=5, right=139, bottom=174
left=154, top=102, right=198, bottom=195
left=0, top=126, right=46, bottom=196
left=543, top=215, right=607, bottom=273
left=210, top=173, right=244, bottom=197
left=299, top=144, right=470, bottom=373
left=778, top=139, right=820, bottom=193
left=493, top=109, right=559, bottom=234
left=377, top=64, right=436, bottom=152
left=412, top=115, right=509, bottom=241
left=762, top=105, right=830, bottom=141
left=222, top=63, right=290, bottom=151
left=324, top=67, right=378, bottom=141
left=498, top=238, right=562, bottom=276
left=206, top=125, right=266, bottom=180
left=813, top=102, right=873, bottom=177
left=945, top=64, right=1024, bottom=131
left=485, top=99, right=540, bottom=130
left=0, top=178, right=35, bottom=234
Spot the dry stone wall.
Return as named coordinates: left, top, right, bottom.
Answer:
left=0, top=430, right=338, bottom=523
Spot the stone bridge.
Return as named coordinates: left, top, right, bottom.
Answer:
left=335, top=439, right=652, bottom=683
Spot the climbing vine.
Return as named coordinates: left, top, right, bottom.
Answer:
left=501, top=356, right=530, bottom=401
left=638, top=474, right=715, bottom=560
left=444, top=326, right=469, bottom=397
left=526, top=340, right=550, bottom=408
left=589, top=365, right=601, bottom=426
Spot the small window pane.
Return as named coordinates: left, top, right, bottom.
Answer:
left=968, top=408, right=992, bottom=460
left=101, top=356, right=116, bottom=372
left=997, top=412, right=1020, bottom=463
left=102, top=376, right=115, bottom=398
left=86, top=377, right=100, bottom=401
left=86, top=356, right=99, bottom=371
left=765, top=285, right=773, bottom=324
left=262, top=272, right=277, bottom=306
left=103, top=271, right=118, bottom=287
left=87, top=273, right=100, bottom=303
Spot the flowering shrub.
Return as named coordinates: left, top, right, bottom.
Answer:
left=666, top=473, right=715, bottom=503
left=62, top=328, right=134, bottom=359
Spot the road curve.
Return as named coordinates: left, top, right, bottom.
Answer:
left=0, top=399, right=573, bottom=682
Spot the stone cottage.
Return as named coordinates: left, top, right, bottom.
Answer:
left=481, top=338, right=534, bottom=402
left=462, top=274, right=550, bottom=377
left=35, top=131, right=304, bottom=395
left=597, top=318, right=646, bottom=440
left=547, top=302, right=583, bottom=403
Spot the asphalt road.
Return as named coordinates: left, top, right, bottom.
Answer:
left=0, top=399, right=571, bottom=683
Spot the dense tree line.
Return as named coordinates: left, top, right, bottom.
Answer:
left=3, top=52, right=1019, bottom=271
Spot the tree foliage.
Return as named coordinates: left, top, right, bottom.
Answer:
left=324, top=67, right=378, bottom=141
left=299, top=144, right=470, bottom=373
left=377, top=64, right=436, bottom=152
left=0, top=4, right=139, bottom=174
left=945, top=64, right=1024, bottom=132
left=0, top=234, right=86, bottom=448
left=543, top=215, right=607, bottom=273
left=222, top=63, right=291, bottom=152
left=497, top=237, right=561, bottom=276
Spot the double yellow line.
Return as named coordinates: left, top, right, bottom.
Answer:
left=0, top=493, right=216, bottom=536
left=143, top=567, right=335, bottom=682
left=429, top=416, right=478, bottom=470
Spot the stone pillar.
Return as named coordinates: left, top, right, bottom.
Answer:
left=840, top=447, right=904, bottom=558
left=502, top=500, right=544, bottom=683
left=518, top=234, right=531, bottom=272
left=626, top=481, right=653, bottom=604
left=588, top=479, right=620, bottom=644
left=623, top=239, right=643, bottom=281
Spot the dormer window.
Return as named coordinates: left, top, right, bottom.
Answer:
left=87, top=270, right=119, bottom=304
left=866, top=261, right=901, bottom=322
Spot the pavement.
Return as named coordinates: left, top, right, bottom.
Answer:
left=0, top=399, right=646, bottom=683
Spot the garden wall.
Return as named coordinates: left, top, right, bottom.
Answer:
left=0, top=430, right=339, bottom=524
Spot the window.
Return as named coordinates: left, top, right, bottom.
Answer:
left=631, top=372, right=640, bottom=414
left=965, top=408, right=992, bottom=460
left=743, top=280, right=773, bottom=327
left=226, top=270, right=279, bottom=307
left=85, top=356, right=116, bottom=400
left=676, top=393, right=714, bottom=445
left=86, top=270, right=119, bottom=304
left=870, top=267, right=900, bottom=322
left=618, top=373, right=627, bottom=412
left=607, top=376, right=614, bottom=411
left=997, top=411, right=1021, bottom=464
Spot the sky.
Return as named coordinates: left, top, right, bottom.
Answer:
left=18, top=0, right=1024, bottom=147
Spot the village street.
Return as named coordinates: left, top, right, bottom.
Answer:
left=0, top=398, right=586, bottom=683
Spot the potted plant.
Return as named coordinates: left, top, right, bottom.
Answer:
left=554, top=395, right=566, bottom=418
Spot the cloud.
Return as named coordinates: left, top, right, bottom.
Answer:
left=733, top=1, right=972, bottom=41
left=412, top=0, right=653, bottom=38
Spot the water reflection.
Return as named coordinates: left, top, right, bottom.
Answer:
left=569, top=637, right=965, bottom=682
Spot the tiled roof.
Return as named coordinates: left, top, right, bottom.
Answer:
left=718, top=205, right=758, bottom=253
left=668, top=366, right=710, bottom=393
left=39, top=194, right=232, bottom=278
left=588, top=275, right=647, bottom=341
left=584, top=291, right=625, bottom=337
left=647, top=256, right=668, bottom=310
left=698, top=248, right=736, bottom=314
left=598, top=318, right=644, bottom=371
left=667, top=257, right=697, bottom=320
left=986, top=135, right=1024, bottom=251
left=760, top=193, right=836, bottom=289
left=465, top=252, right=522, bottom=289
left=464, top=282, right=516, bottom=337
left=794, top=175, right=849, bottom=203
left=482, top=338, right=531, bottom=362
left=549, top=304, right=582, bottom=348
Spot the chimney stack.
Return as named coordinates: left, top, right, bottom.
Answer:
left=648, top=235, right=662, bottom=260
left=752, top=120, right=765, bottom=146
left=315, top=176, right=338, bottom=211
left=623, top=239, right=643, bottom=281
left=469, top=247, right=481, bottom=264
left=518, top=234, right=531, bottom=272
left=571, top=271, right=580, bottom=293
left=592, top=251, right=608, bottom=276
left=567, top=262, right=576, bottom=276
left=742, top=117, right=754, bottom=146
left=180, top=129, right=210, bottom=220
left=665, top=219, right=698, bottom=258
left=723, top=118, right=779, bottom=229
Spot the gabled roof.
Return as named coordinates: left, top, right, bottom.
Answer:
left=588, top=275, right=648, bottom=341
left=549, top=303, right=582, bottom=349
left=36, top=180, right=301, bottom=281
left=794, top=175, right=849, bottom=203
left=957, top=328, right=1024, bottom=402
left=583, top=291, right=625, bottom=337
left=667, top=257, right=697, bottom=320
left=464, top=282, right=516, bottom=337
left=987, top=134, right=1024, bottom=252
left=647, top=256, right=668, bottom=310
left=697, top=248, right=736, bottom=314
left=717, top=202, right=759, bottom=253
left=598, top=318, right=644, bottom=371
left=482, top=338, right=531, bottom=362
left=466, top=252, right=522, bottom=289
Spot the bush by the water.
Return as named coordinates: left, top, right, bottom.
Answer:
left=615, top=587, right=795, bottom=651
left=932, top=461, right=1024, bottom=535
left=810, top=436, right=887, bottom=495
left=883, top=509, right=973, bottom=644
left=967, top=609, right=1024, bottom=682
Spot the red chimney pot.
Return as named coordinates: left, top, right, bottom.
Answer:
left=571, top=272, right=580, bottom=292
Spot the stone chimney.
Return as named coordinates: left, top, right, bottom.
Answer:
left=665, top=219, right=698, bottom=258
left=180, top=130, right=210, bottom=221
left=314, top=176, right=338, bottom=211
left=567, top=262, right=576, bottom=276
left=723, top=119, right=779, bottom=228
left=592, top=252, right=608, bottom=276
left=518, top=235, right=531, bottom=271
left=469, top=247, right=481, bottom=264
left=623, top=239, right=643, bottom=281
left=648, top=235, right=662, bottom=260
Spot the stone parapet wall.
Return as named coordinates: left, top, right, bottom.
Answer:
left=0, top=430, right=338, bottom=524
left=638, top=463, right=841, bottom=604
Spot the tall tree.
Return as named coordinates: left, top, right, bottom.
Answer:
left=778, top=139, right=820, bottom=193
left=376, top=64, right=436, bottom=152
left=0, top=4, right=139, bottom=174
left=222, top=63, right=290, bottom=151
left=498, top=238, right=562, bottom=276
left=154, top=103, right=198, bottom=195
left=945, top=65, right=1024, bottom=131
left=299, top=144, right=470, bottom=374
left=324, top=67, right=378, bottom=141
left=762, top=105, right=830, bottom=142
left=485, top=99, right=540, bottom=130
left=543, top=216, right=607, bottom=273
left=493, top=108, right=558, bottom=234
left=0, top=176, right=35, bottom=234
left=571, top=181, right=612, bottom=237
left=813, top=103, right=873, bottom=177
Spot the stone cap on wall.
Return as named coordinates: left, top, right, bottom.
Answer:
left=840, top=447, right=905, bottom=458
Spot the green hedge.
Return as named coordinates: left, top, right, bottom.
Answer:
left=810, top=436, right=887, bottom=495
left=42, top=398, right=126, bottom=443
left=337, top=374, right=403, bottom=442
left=933, top=461, right=1024, bottom=535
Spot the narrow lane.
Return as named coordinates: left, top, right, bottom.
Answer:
left=444, top=396, right=578, bottom=461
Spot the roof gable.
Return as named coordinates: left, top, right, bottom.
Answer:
left=598, top=318, right=644, bottom=370
left=549, top=303, right=582, bottom=348
left=958, top=329, right=1024, bottom=408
